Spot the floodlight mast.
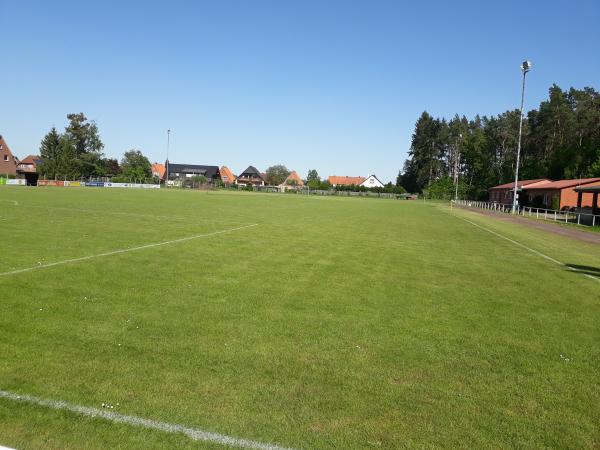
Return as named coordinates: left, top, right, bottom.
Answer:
left=454, top=133, right=462, bottom=201
left=512, top=60, right=532, bottom=214
left=166, top=129, right=171, bottom=187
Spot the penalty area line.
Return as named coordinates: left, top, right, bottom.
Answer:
left=0, top=390, right=294, bottom=450
left=0, top=223, right=258, bottom=277
left=454, top=214, right=600, bottom=283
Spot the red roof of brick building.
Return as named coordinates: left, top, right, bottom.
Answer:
left=489, top=179, right=548, bottom=190
left=523, top=178, right=600, bottom=190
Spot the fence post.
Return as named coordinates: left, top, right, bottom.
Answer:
left=554, top=211, right=557, bottom=221
left=577, top=213, right=580, bottom=225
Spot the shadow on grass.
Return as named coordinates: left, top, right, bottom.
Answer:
left=566, top=264, right=600, bottom=277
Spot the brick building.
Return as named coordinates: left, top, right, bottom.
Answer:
left=523, top=178, right=600, bottom=209
left=488, top=179, right=548, bottom=204
left=0, top=135, right=18, bottom=176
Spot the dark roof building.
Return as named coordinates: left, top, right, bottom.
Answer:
left=235, top=165, right=265, bottom=186
left=166, top=162, right=220, bottom=181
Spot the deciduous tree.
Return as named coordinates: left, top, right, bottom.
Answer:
left=265, top=164, right=290, bottom=186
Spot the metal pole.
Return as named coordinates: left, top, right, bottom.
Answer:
left=454, top=134, right=462, bottom=201
left=166, top=129, right=171, bottom=188
left=512, top=61, right=531, bottom=213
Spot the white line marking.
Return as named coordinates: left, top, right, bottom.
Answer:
left=455, top=214, right=600, bottom=283
left=0, top=199, right=18, bottom=205
left=0, top=390, right=294, bottom=450
left=0, top=223, right=258, bottom=277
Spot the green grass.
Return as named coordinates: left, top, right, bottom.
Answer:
left=1, top=186, right=599, bottom=449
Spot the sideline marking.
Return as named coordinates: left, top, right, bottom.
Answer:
left=454, top=214, right=600, bottom=283
left=0, top=199, right=18, bottom=206
left=0, top=390, right=293, bottom=450
left=0, top=223, right=258, bottom=277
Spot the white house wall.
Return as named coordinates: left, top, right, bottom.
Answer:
left=360, top=175, right=384, bottom=188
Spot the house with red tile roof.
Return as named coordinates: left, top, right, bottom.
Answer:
left=328, top=175, right=366, bottom=187
left=488, top=179, right=549, bottom=204
left=279, top=170, right=304, bottom=191
left=152, top=163, right=166, bottom=180
left=16, top=155, right=42, bottom=173
left=16, top=155, right=42, bottom=185
left=522, top=178, right=600, bottom=209
left=0, top=135, right=19, bottom=176
left=220, top=166, right=236, bottom=185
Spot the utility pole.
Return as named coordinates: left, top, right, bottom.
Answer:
left=512, top=60, right=532, bottom=214
left=454, top=133, right=462, bottom=201
left=166, top=129, right=171, bottom=188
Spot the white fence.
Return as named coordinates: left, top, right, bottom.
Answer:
left=452, top=200, right=600, bottom=227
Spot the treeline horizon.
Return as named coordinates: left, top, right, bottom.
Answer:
left=398, top=84, right=600, bottom=199
left=38, top=113, right=155, bottom=183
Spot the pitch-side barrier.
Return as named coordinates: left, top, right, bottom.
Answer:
left=452, top=199, right=599, bottom=227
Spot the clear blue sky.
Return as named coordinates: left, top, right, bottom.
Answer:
left=2, top=0, right=599, bottom=183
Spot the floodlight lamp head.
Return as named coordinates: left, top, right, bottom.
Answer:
left=521, top=60, right=532, bottom=73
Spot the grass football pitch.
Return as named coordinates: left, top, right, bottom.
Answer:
left=0, top=186, right=599, bottom=449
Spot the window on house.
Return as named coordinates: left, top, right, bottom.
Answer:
left=3, top=155, right=8, bottom=161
